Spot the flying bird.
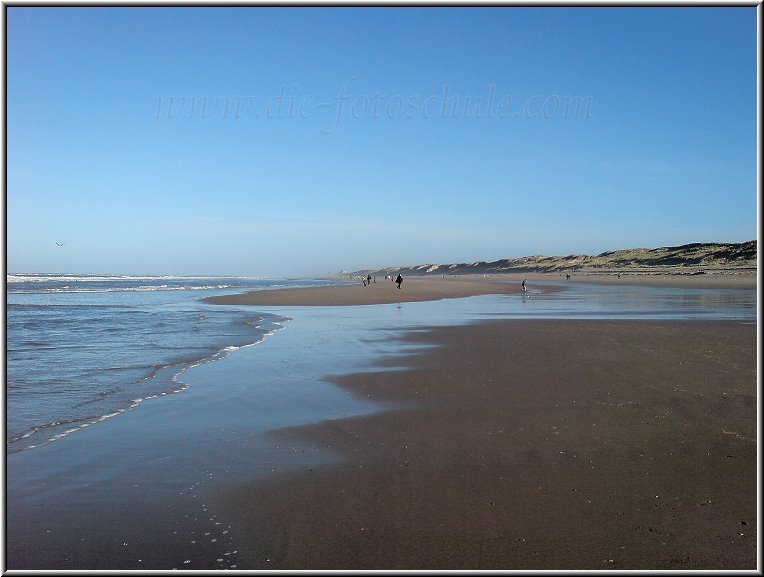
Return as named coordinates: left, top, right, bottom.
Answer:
left=56, top=242, right=64, bottom=247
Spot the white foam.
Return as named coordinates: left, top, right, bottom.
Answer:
left=7, top=274, right=249, bottom=283
left=8, top=311, right=291, bottom=455
left=10, top=284, right=238, bottom=294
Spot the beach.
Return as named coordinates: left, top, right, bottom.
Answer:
left=203, top=271, right=755, bottom=307
left=205, top=273, right=757, bottom=570
left=5, top=274, right=757, bottom=570
left=203, top=275, right=541, bottom=307
left=215, top=318, right=757, bottom=570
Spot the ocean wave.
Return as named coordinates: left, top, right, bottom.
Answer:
left=6, top=414, right=102, bottom=449
left=7, top=317, right=289, bottom=455
left=8, top=284, right=240, bottom=294
left=6, top=273, right=251, bottom=283
left=171, top=321, right=287, bottom=381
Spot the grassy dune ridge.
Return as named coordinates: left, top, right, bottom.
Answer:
left=356, top=240, right=757, bottom=277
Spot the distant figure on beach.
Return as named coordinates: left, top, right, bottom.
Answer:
left=521, top=279, right=527, bottom=293
left=367, top=274, right=372, bottom=286
left=396, top=274, right=403, bottom=289
left=566, top=273, right=570, bottom=280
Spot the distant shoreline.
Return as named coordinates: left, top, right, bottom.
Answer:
left=205, top=270, right=756, bottom=308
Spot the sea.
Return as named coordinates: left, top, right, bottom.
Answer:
left=5, top=273, right=757, bottom=457
left=4, top=273, right=343, bottom=454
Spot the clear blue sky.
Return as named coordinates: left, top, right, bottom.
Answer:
left=6, top=6, right=758, bottom=277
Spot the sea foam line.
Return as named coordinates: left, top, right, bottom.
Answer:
left=8, top=284, right=241, bottom=294
left=8, top=319, right=291, bottom=455
left=170, top=320, right=290, bottom=386
left=6, top=274, right=252, bottom=283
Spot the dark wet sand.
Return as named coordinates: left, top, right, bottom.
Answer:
left=216, top=319, right=757, bottom=570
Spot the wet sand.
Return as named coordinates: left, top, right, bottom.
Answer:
left=216, top=319, right=757, bottom=570
left=203, top=276, right=534, bottom=306
left=205, top=272, right=756, bottom=307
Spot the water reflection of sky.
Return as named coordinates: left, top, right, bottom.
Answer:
left=479, top=281, right=758, bottom=322
left=181, top=280, right=757, bottom=477
left=215, top=280, right=757, bottom=408
left=267, top=281, right=758, bottom=328
left=217, top=282, right=757, bottom=386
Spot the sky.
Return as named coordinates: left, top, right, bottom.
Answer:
left=5, top=6, right=758, bottom=277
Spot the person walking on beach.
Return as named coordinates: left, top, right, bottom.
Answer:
left=396, top=274, right=403, bottom=289
left=367, top=274, right=372, bottom=287
left=521, top=278, right=527, bottom=293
